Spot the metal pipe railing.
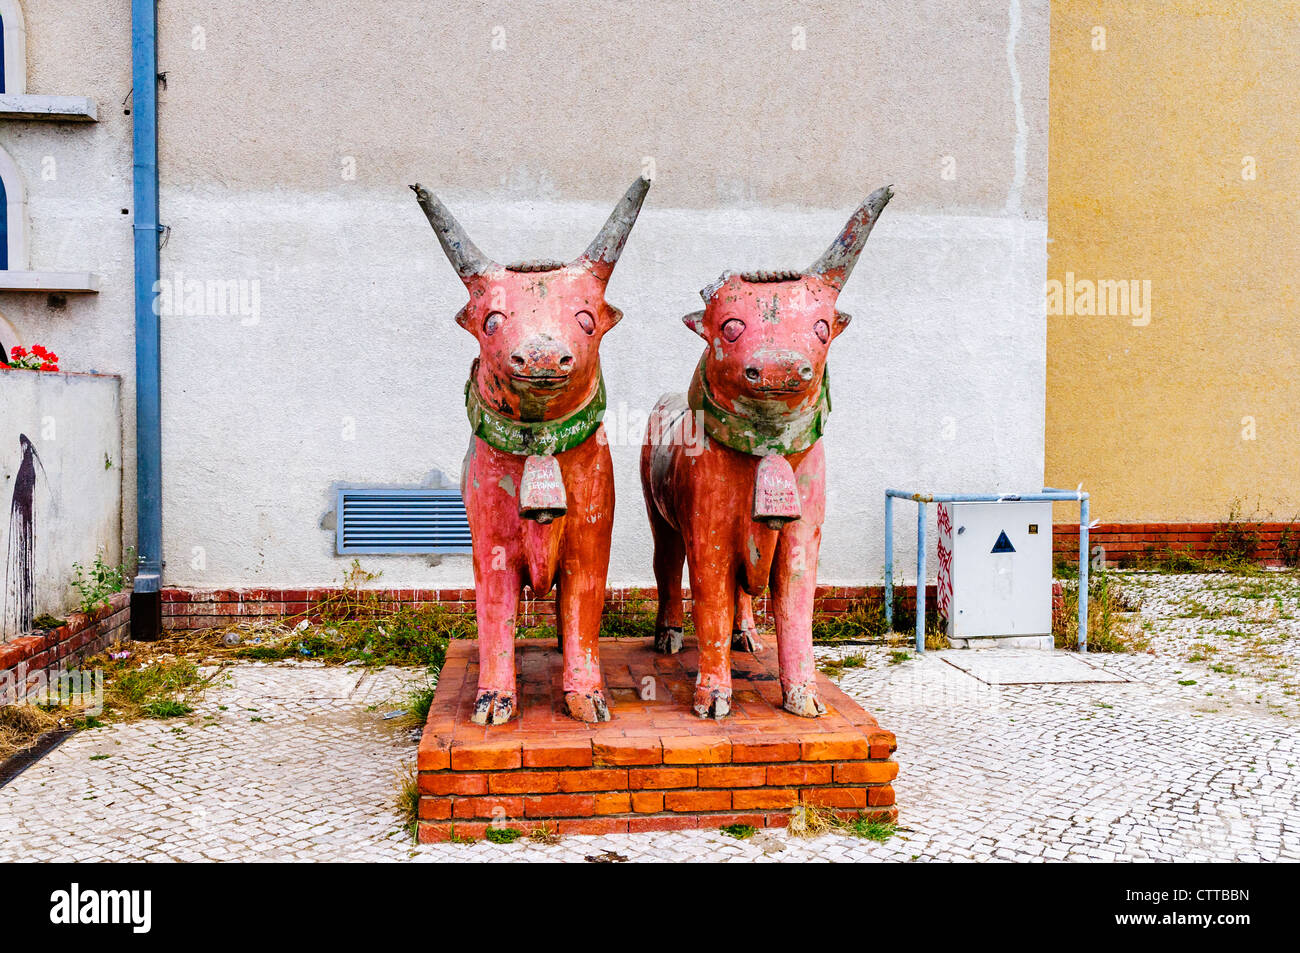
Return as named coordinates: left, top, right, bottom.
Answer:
left=884, top=487, right=1092, bottom=653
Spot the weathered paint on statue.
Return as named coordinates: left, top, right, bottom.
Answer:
left=640, top=186, right=893, bottom=719
left=412, top=177, right=650, bottom=725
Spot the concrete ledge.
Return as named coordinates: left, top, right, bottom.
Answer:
left=0, top=94, right=98, bottom=122
left=0, top=271, right=100, bottom=293
left=950, top=635, right=1054, bottom=650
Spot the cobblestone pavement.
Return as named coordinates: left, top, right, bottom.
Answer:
left=1, top=572, right=1297, bottom=862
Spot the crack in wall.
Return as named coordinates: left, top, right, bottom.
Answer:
left=1005, top=0, right=1028, bottom=216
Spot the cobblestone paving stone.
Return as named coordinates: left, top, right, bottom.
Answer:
left=1, top=572, right=1297, bottom=862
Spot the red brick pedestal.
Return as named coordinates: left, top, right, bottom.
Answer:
left=417, top=638, right=898, bottom=842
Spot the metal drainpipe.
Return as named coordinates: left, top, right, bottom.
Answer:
left=130, top=0, right=162, bottom=641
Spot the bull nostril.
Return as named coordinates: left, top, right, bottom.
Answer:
left=745, top=367, right=761, bottom=382
left=559, top=355, right=573, bottom=369
left=798, top=363, right=814, bottom=381
left=510, top=354, right=526, bottom=368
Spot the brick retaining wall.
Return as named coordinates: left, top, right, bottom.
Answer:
left=160, top=584, right=939, bottom=631
left=1053, top=522, right=1300, bottom=568
left=0, top=592, right=130, bottom=705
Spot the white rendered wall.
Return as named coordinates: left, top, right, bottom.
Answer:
left=5, top=0, right=1049, bottom=591
left=158, top=190, right=1045, bottom=588
left=0, top=371, right=123, bottom=633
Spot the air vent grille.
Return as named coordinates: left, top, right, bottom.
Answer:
left=335, top=489, right=472, bottom=555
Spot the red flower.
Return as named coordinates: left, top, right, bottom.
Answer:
left=6, top=343, right=60, bottom=371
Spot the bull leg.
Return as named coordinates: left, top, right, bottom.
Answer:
left=688, top=561, right=734, bottom=718
left=732, top=590, right=764, bottom=652
left=557, top=434, right=614, bottom=723
left=470, top=561, right=521, bottom=726
left=558, top=564, right=611, bottom=723
left=771, top=519, right=826, bottom=718
left=648, top=507, right=687, bottom=654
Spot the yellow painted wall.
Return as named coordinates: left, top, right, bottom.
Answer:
left=1047, top=0, right=1300, bottom=523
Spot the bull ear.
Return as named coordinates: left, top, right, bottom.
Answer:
left=682, top=309, right=707, bottom=339
left=808, top=185, right=893, bottom=291
left=410, top=183, right=496, bottom=281
left=832, top=310, right=852, bottom=338
left=576, top=177, right=651, bottom=283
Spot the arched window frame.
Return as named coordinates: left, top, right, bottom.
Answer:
left=0, top=0, right=28, bottom=96
left=0, top=1, right=93, bottom=119
left=0, top=144, right=28, bottom=271
left=0, top=311, right=19, bottom=362
left=0, top=1, right=97, bottom=291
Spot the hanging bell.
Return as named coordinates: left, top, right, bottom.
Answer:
left=752, top=453, right=802, bottom=530
left=519, top=454, right=567, bottom=523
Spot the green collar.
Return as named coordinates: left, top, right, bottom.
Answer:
left=465, top=365, right=606, bottom=456
left=687, top=357, right=830, bottom=456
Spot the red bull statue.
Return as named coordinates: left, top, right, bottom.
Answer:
left=640, top=186, right=893, bottom=719
left=412, top=177, right=651, bottom=725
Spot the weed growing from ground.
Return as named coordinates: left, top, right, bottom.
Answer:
left=1054, top=571, right=1149, bottom=653
left=818, top=653, right=867, bottom=678
left=394, top=762, right=419, bottom=840
left=71, top=548, right=135, bottom=615
left=720, top=823, right=757, bottom=839
left=788, top=804, right=896, bottom=842
left=485, top=827, right=523, bottom=844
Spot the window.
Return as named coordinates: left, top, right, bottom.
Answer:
left=0, top=0, right=26, bottom=96
left=0, top=174, right=8, bottom=269
left=0, top=145, right=25, bottom=271
left=0, top=2, right=97, bottom=291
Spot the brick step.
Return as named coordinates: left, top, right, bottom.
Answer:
left=417, top=637, right=899, bottom=842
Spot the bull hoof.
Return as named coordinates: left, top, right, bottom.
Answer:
left=654, top=626, right=684, bottom=655
left=731, top=625, right=764, bottom=653
left=693, top=686, right=732, bottom=720
left=564, top=690, right=611, bottom=723
left=470, top=690, right=516, bottom=726
left=782, top=683, right=827, bottom=719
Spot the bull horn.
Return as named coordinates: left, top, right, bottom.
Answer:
left=410, top=183, right=495, bottom=280
left=577, top=176, right=651, bottom=282
left=808, top=185, right=893, bottom=291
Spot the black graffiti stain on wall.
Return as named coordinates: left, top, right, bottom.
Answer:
left=3, top=435, right=46, bottom=641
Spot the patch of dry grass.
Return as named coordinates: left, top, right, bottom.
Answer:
left=85, top=644, right=219, bottom=722
left=0, top=704, right=64, bottom=762
left=528, top=824, right=562, bottom=845
left=788, top=803, right=896, bottom=842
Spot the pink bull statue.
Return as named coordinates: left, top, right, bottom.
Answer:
left=640, top=186, right=893, bottom=719
left=412, top=177, right=651, bottom=725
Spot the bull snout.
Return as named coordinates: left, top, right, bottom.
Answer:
left=743, top=348, right=815, bottom=393
left=509, top=335, right=574, bottom=386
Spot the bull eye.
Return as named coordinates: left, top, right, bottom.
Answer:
left=721, top=318, right=746, bottom=342
left=575, top=310, right=596, bottom=335
left=814, top=319, right=831, bottom=343
left=483, top=311, right=505, bottom=336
